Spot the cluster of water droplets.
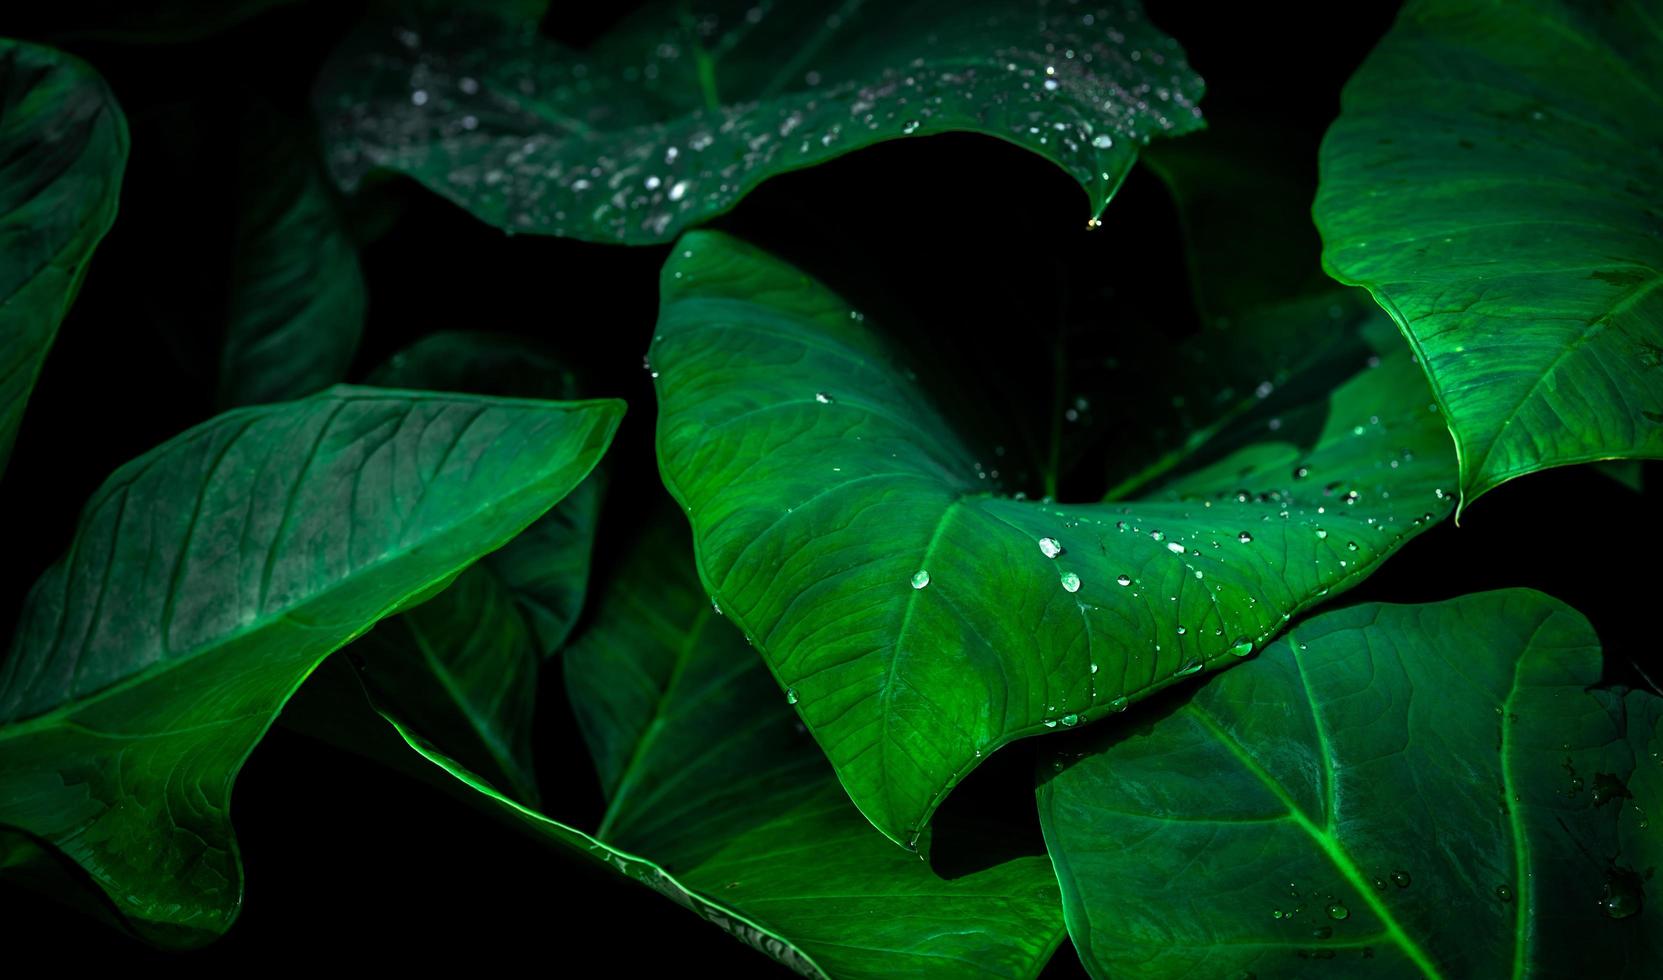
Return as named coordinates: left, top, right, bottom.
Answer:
left=320, top=1, right=1202, bottom=241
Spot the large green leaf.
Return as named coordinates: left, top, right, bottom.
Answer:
left=0, top=39, right=127, bottom=477
left=0, top=387, right=623, bottom=945
left=651, top=230, right=1457, bottom=847
left=364, top=512, right=1066, bottom=979
left=1314, top=0, right=1663, bottom=511
left=217, top=111, right=366, bottom=408
left=1039, top=591, right=1661, bottom=978
left=315, top=0, right=1204, bottom=243
left=349, top=333, right=606, bottom=803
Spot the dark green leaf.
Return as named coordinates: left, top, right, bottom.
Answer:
left=0, top=387, right=624, bottom=945
left=1314, top=0, right=1663, bottom=510
left=0, top=39, right=127, bottom=478
left=368, top=513, right=1066, bottom=979
left=316, top=0, right=1204, bottom=243
left=651, top=230, right=1456, bottom=847
left=348, top=333, right=606, bottom=802
left=217, top=111, right=366, bottom=408
left=1039, top=591, right=1661, bottom=978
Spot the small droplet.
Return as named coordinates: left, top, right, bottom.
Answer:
left=815, top=391, right=834, bottom=404
left=1166, top=542, right=1186, bottom=555
left=1060, top=713, right=1079, bottom=727
left=1495, top=885, right=1514, bottom=903
left=785, top=688, right=799, bottom=705
left=911, top=569, right=930, bottom=589
left=1390, top=871, right=1412, bottom=888
left=1347, top=541, right=1359, bottom=552
left=1238, top=532, right=1253, bottom=543
left=1326, top=902, right=1349, bottom=920
left=1294, top=465, right=1310, bottom=479
left=1109, top=696, right=1130, bottom=712
left=1315, top=528, right=1329, bottom=540
left=1039, top=537, right=1063, bottom=558
left=1060, top=571, right=1082, bottom=593
left=1230, top=638, right=1255, bottom=657
left=1091, top=133, right=1114, bottom=148
left=1117, top=574, right=1132, bottom=586
left=1176, top=658, right=1204, bottom=676
left=1150, top=530, right=1165, bottom=541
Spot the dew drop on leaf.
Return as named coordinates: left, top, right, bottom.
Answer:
left=1060, top=571, right=1082, bottom=593
left=1039, top=536, right=1063, bottom=558
left=911, top=569, right=930, bottom=589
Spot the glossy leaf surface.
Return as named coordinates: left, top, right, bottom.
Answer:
left=0, top=387, right=623, bottom=944
left=0, top=39, right=127, bottom=477
left=316, top=0, right=1203, bottom=243
left=652, top=230, right=1457, bottom=846
left=1040, top=591, right=1662, bottom=978
left=1315, top=0, right=1663, bottom=509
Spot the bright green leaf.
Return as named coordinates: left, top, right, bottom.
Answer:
left=0, top=387, right=623, bottom=945
left=651, top=230, right=1456, bottom=847
left=367, top=512, right=1067, bottom=979
left=315, top=0, right=1204, bottom=243
left=1314, top=0, right=1663, bottom=511
left=218, top=111, right=366, bottom=408
left=0, top=39, right=127, bottom=477
left=1039, top=591, right=1662, bottom=978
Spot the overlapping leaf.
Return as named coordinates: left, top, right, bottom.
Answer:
left=0, top=387, right=623, bottom=945
left=651, top=230, right=1457, bottom=847
left=350, top=333, right=605, bottom=803
left=1315, top=0, right=1663, bottom=509
left=0, top=39, right=127, bottom=477
left=1040, top=591, right=1662, bottom=978
left=315, top=0, right=1203, bottom=243
left=367, top=513, right=1066, bottom=979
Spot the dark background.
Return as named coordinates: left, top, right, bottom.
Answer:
left=1, top=1, right=1656, bottom=973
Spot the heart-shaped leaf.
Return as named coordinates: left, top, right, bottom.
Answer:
left=217, top=109, right=366, bottom=408
left=366, top=511, right=1066, bottom=979
left=315, top=0, right=1204, bottom=243
left=1314, top=0, right=1663, bottom=510
left=651, top=230, right=1457, bottom=847
left=0, top=387, right=623, bottom=945
left=0, top=39, right=127, bottom=477
left=1039, top=591, right=1662, bottom=978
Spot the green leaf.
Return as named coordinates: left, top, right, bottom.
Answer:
left=348, top=333, right=607, bottom=803
left=651, top=230, right=1457, bottom=847
left=1314, top=0, right=1663, bottom=511
left=0, top=39, right=127, bottom=478
left=1039, top=591, right=1662, bottom=978
left=217, top=111, right=367, bottom=408
left=315, top=0, right=1204, bottom=243
left=366, top=512, right=1066, bottom=979
left=0, top=387, right=624, bottom=945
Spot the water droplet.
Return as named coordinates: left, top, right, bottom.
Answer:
left=1039, top=537, right=1063, bottom=558
left=1347, top=541, right=1359, bottom=552
left=1326, top=902, right=1349, bottom=920
left=1150, top=530, right=1165, bottom=541
left=667, top=179, right=689, bottom=201
left=1230, top=638, right=1255, bottom=657
left=1090, top=663, right=1099, bottom=674
left=1176, top=625, right=1188, bottom=635
left=1592, top=772, right=1632, bottom=806
left=1117, top=574, right=1132, bottom=586
left=1109, top=696, right=1130, bottom=712
left=785, top=688, right=799, bottom=705
left=1238, top=532, right=1253, bottom=543
left=1060, top=571, right=1082, bottom=593
left=1043, top=719, right=1058, bottom=728
left=1060, top=713, right=1079, bottom=727
left=1166, top=542, right=1186, bottom=555
left=1390, top=871, right=1412, bottom=888
left=815, top=391, right=834, bottom=404
left=1315, top=528, right=1328, bottom=540
left=911, top=569, right=930, bottom=589
left=711, top=597, right=723, bottom=616
left=1091, top=133, right=1114, bottom=148
left=1176, top=658, right=1204, bottom=676
left=1495, top=884, right=1514, bottom=902
left=1294, top=465, right=1310, bottom=479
